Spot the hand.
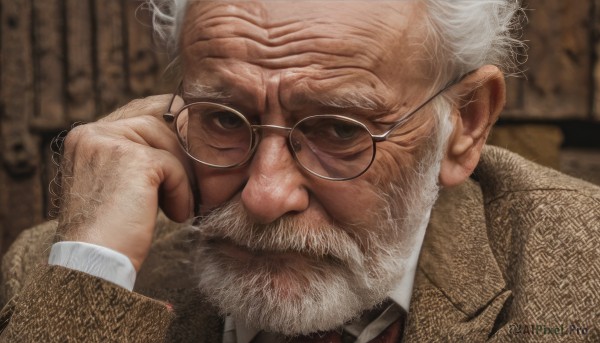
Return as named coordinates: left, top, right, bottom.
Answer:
left=55, top=95, right=192, bottom=271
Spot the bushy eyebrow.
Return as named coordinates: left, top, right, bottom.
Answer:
left=182, top=80, right=394, bottom=117
left=183, top=81, right=231, bottom=101
left=313, top=91, right=386, bottom=112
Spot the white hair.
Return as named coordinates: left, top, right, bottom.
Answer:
left=143, top=0, right=189, bottom=55
left=423, top=0, right=525, bottom=87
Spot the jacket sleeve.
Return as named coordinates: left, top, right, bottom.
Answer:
left=0, top=222, right=175, bottom=342
left=0, top=264, right=175, bottom=342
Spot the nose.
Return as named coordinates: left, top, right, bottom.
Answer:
left=240, top=132, right=309, bottom=224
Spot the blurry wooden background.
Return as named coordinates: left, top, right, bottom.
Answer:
left=0, top=0, right=599, bottom=256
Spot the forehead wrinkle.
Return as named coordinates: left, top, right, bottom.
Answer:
left=184, top=2, right=309, bottom=48
left=182, top=2, right=403, bottom=72
left=197, top=18, right=327, bottom=48
left=283, top=76, right=397, bottom=116
left=183, top=26, right=375, bottom=69
left=188, top=61, right=269, bottom=111
left=199, top=9, right=320, bottom=45
left=189, top=1, right=268, bottom=29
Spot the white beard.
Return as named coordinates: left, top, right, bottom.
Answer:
left=190, top=117, right=449, bottom=335
left=190, top=161, right=442, bottom=336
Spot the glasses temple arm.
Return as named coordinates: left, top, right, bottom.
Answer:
left=163, top=81, right=183, bottom=123
left=378, top=70, right=475, bottom=140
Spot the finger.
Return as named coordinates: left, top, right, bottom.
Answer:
left=99, top=94, right=184, bottom=123
left=114, top=115, right=195, bottom=182
left=110, top=115, right=198, bottom=220
left=153, top=148, right=194, bottom=222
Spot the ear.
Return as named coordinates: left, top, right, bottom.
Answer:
left=438, top=65, right=506, bottom=187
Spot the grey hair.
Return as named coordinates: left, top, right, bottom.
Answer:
left=423, top=0, right=525, bottom=86
left=419, top=0, right=524, bottom=161
left=143, top=0, right=189, bottom=55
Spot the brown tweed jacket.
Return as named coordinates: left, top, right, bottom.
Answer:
left=0, top=146, right=598, bottom=342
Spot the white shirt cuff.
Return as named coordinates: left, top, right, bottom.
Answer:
left=48, top=241, right=137, bottom=291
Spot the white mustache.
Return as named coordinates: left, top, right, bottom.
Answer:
left=193, top=200, right=366, bottom=270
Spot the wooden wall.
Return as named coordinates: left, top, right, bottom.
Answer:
left=504, top=0, right=592, bottom=120
left=0, top=0, right=173, bottom=255
left=0, top=0, right=599, bottom=256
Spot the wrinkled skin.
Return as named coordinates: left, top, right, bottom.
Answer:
left=181, top=1, right=438, bottom=262
left=57, top=0, right=505, bottom=304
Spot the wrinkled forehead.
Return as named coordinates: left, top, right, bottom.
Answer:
left=180, top=0, right=427, bottom=66
left=179, top=0, right=431, bottom=108
left=181, top=1, right=424, bottom=34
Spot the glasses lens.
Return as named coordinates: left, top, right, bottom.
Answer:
left=175, top=103, right=253, bottom=167
left=290, top=116, right=374, bottom=180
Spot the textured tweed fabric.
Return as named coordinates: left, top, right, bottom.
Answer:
left=0, top=146, right=598, bottom=342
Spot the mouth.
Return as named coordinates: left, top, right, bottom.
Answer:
left=205, top=237, right=339, bottom=267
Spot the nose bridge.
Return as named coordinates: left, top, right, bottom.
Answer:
left=241, top=128, right=309, bottom=224
left=250, top=124, right=293, bottom=156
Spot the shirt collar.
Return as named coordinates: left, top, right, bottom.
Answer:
left=387, top=207, right=431, bottom=310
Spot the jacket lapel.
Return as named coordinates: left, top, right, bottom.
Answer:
left=403, top=176, right=510, bottom=342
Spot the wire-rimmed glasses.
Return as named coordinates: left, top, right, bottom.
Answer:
left=163, top=77, right=461, bottom=181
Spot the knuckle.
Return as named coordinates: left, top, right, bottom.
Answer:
left=140, top=145, right=169, bottom=167
left=63, top=124, right=90, bottom=149
left=63, top=123, right=115, bottom=157
left=138, top=113, right=165, bottom=130
left=106, top=96, right=169, bottom=121
left=62, top=118, right=173, bottom=171
left=126, top=115, right=174, bottom=143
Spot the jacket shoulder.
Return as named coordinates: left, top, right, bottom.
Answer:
left=476, top=146, right=600, bottom=329
left=477, top=145, right=599, bottom=201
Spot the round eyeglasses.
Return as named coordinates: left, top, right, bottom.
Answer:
left=163, top=76, right=463, bottom=181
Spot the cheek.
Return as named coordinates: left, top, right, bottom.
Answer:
left=368, top=148, right=414, bottom=186
left=195, top=165, right=247, bottom=212
left=368, top=114, right=439, bottom=186
left=310, top=179, right=383, bottom=230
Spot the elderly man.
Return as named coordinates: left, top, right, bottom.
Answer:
left=1, top=0, right=598, bottom=342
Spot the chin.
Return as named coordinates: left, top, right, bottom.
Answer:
left=194, top=240, right=406, bottom=336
